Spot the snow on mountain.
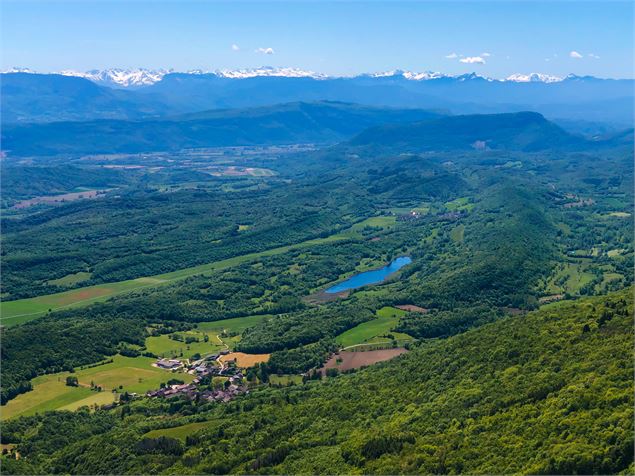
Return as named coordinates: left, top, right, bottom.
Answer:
left=3, top=67, right=37, bottom=74
left=505, top=73, right=563, bottom=83
left=213, top=66, right=327, bottom=79
left=59, top=68, right=171, bottom=88
left=366, top=70, right=451, bottom=80
left=4, top=67, right=595, bottom=87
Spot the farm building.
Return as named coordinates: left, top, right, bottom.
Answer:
left=156, top=358, right=182, bottom=370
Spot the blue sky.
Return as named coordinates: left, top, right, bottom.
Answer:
left=2, top=1, right=633, bottom=78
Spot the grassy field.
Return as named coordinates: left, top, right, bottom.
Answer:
left=349, top=215, right=396, bottom=231
left=450, top=224, right=465, bottom=243
left=196, top=314, right=271, bottom=335
left=0, top=225, right=365, bottom=326
left=146, top=331, right=225, bottom=360
left=47, top=271, right=92, bottom=287
left=546, top=261, right=596, bottom=295
left=1, top=355, right=191, bottom=420
left=269, top=374, right=304, bottom=386
left=445, top=197, right=474, bottom=212
left=335, top=306, right=410, bottom=348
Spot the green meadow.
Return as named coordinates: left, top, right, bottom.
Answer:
left=335, top=306, right=411, bottom=348
left=1, top=355, right=191, bottom=420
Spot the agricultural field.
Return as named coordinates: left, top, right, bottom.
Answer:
left=335, top=306, right=411, bottom=348
left=269, top=374, right=304, bottom=386
left=320, top=348, right=408, bottom=374
left=219, top=352, right=270, bottom=368
left=145, top=331, right=225, bottom=360
left=444, top=196, right=474, bottom=212
left=197, top=314, right=273, bottom=348
left=1, top=355, right=191, bottom=420
left=545, top=261, right=596, bottom=295
left=47, top=271, right=93, bottom=287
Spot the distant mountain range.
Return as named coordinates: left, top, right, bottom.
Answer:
left=3, top=102, right=629, bottom=157
left=1, top=69, right=633, bottom=126
left=2, top=67, right=614, bottom=88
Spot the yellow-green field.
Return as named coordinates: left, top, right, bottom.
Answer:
left=445, top=197, right=474, bottom=212
left=47, top=271, right=92, bottom=287
left=1, top=355, right=191, bottom=420
left=335, top=306, right=412, bottom=348
left=146, top=331, right=226, bottom=359
left=545, top=262, right=595, bottom=295
left=450, top=224, right=465, bottom=243
left=196, top=314, right=271, bottom=335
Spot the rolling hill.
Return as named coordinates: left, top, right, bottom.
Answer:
left=0, top=102, right=444, bottom=156
left=348, top=112, right=606, bottom=152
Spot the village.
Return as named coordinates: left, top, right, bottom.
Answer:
left=147, top=351, right=248, bottom=403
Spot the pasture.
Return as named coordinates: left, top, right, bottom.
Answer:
left=1, top=355, right=190, bottom=420
left=320, top=348, right=408, bottom=374
left=146, top=331, right=225, bottom=359
left=335, top=306, right=409, bottom=348
left=546, top=261, right=595, bottom=295
left=47, top=271, right=92, bottom=287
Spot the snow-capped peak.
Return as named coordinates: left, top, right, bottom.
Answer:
left=505, top=73, right=563, bottom=83
left=2, top=67, right=37, bottom=74
left=59, top=68, right=171, bottom=88
left=213, top=66, right=327, bottom=79
left=366, top=70, right=455, bottom=80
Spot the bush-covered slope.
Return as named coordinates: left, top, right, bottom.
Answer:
left=3, top=289, right=632, bottom=474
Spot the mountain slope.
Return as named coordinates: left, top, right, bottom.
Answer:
left=1, top=102, right=444, bottom=156
left=2, top=72, right=633, bottom=125
left=349, top=111, right=590, bottom=152
left=3, top=289, right=632, bottom=474
left=0, top=73, right=171, bottom=123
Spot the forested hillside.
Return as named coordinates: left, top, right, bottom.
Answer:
left=3, top=289, right=632, bottom=474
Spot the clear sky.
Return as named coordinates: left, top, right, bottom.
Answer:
left=2, top=1, right=633, bottom=79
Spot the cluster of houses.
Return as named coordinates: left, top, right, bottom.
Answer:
left=147, top=352, right=247, bottom=403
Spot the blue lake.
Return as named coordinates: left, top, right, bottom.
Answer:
left=325, top=256, right=412, bottom=294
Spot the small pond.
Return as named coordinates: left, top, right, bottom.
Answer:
left=325, top=256, right=412, bottom=294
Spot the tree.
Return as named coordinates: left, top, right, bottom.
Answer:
left=66, top=376, right=79, bottom=387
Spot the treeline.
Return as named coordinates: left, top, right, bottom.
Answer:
left=1, top=316, right=145, bottom=404
left=395, top=305, right=502, bottom=339
left=266, top=340, right=338, bottom=374
left=237, top=302, right=376, bottom=354
left=2, top=179, right=374, bottom=298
